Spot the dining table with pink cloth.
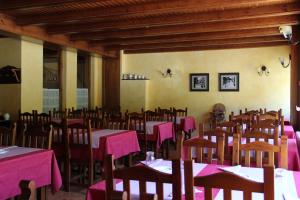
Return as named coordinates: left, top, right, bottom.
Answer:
left=92, top=129, right=140, bottom=161
left=0, top=146, right=62, bottom=199
left=284, top=125, right=296, bottom=139
left=176, top=116, right=196, bottom=133
left=86, top=160, right=300, bottom=200
left=145, top=121, right=175, bottom=148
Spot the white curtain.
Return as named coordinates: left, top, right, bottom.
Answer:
left=77, top=88, right=89, bottom=109
left=43, top=89, right=59, bottom=113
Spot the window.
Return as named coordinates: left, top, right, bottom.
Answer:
left=43, top=47, right=60, bottom=112
left=77, top=53, right=90, bottom=109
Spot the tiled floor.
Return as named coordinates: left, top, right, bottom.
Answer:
left=48, top=186, right=86, bottom=200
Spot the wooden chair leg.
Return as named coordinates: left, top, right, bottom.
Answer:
left=36, top=187, right=46, bottom=200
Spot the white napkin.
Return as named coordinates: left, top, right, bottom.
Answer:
left=275, top=168, right=288, bottom=177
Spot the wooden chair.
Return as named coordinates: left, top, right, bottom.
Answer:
left=18, top=110, right=35, bottom=126
left=232, top=134, right=288, bottom=169
left=249, top=123, right=279, bottom=145
left=18, top=180, right=36, bottom=200
left=52, top=108, right=68, bottom=119
left=184, top=160, right=274, bottom=200
left=229, top=112, right=253, bottom=132
left=183, top=133, right=225, bottom=165
left=143, top=110, right=162, bottom=121
left=106, top=115, right=128, bottom=130
left=22, top=124, right=53, bottom=149
left=128, top=112, right=147, bottom=154
left=169, top=131, right=184, bottom=160
left=35, top=111, right=52, bottom=125
left=173, top=107, right=187, bottom=117
left=199, top=122, right=237, bottom=161
left=0, top=122, right=16, bottom=146
left=51, top=118, right=70, bottom=191
left=68, top=119, right=94, bottom=185
left=105, top=155, right=181, bottom=200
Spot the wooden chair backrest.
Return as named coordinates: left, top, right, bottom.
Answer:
left=105, top=155, right=181, bottom=200
left=106, top=115, right=128, bottom=130
left=183, top=133, right=224, bottom=165
left=199, top=122, right=238, bottom=160
left=249, top=123, right=279, bottom=145
left=84, top=107, right=102, bottom=118
left=68, top=119, right=92, bottom=150
left=127, top=113, right=146, bottom=134
left=173, top=107, right=188, bottom=117
left=36, top=111, right=52, bottom=125
left=229, top=113, right=252, bottom=131
left=18, top=180, right=36, bottom=200
left=232, top=134, right=287, bottom=169
left=52, top=108, right=68, bottom=119
left=51, top=118, right=69, bottom=154
left=0, top=122, right=16, bottom=146
left=184, top=160, right=274, bottom=200
left=23, top=124, right=53, bottom=149
left=19, top=110, right=35, bottom=126
left=143, top=110, right=163, bottom=121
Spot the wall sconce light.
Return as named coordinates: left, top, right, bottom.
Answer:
left=161, top=68, right=173, bottom=77
left=257, top=65, right=270, bottom=76
left=279, top=54, right=291, bottom=68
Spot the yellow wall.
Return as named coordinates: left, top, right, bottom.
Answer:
left=61, top=47, right=77, bottom=109
left=20, top=36, right=43, bottom=113
left=0, top=38, right=21, bottom=119
left=90, top=53, right=103, bottom=108
left=121, top=80, right=147, bottom=112
left=121, top=46, right=291, bottom=123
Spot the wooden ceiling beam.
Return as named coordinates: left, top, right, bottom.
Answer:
left=90, top=27, right=281, bottom=46
left=0, top=14, right=116, bottom=57
left=105, top=36, right=286, bottom=50
left=124, top=41, right=288, bottom=54
left=0, top=0, right=92, bottom=10
left=71, top=15, right=300, bottom=40
left=16, top=0, right=296, bottom=25
left=47, top=2, right=300, bottom=34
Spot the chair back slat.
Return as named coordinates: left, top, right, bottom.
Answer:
left=23, top=124, right=52, bottom=149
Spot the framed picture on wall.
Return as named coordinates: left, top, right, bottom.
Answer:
left=219, top=73, right=239, bottom=91
left=190, top=73, right=209, bottom=91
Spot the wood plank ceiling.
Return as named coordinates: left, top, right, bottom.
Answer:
left=0, top=0, right=299, bottom=56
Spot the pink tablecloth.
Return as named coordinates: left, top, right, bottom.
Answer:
left=180, top=116, right=196, bottom=133
left=0, top=149, right=62, bottom=199
left=284, top=125, right=296, bottom=139
left=286, top=139, right=300, bottom=171
left=93, top=130, right=140, bottom=161
left=153, top=122, right=175, bottom=148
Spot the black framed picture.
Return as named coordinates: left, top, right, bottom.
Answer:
left=190, top=73, right=209, bottom=91
left=219, top=73, right=239, bottom=91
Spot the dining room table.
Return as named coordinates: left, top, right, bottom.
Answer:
left=176, top=116, right=196, bottom=132
left=144, top=121, right=175, bottom=148
left=90, top=129, right=141, bottom=161
left=86, top=159, right=300, bottom=200
left=0, top=146, right=62, bottom=199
